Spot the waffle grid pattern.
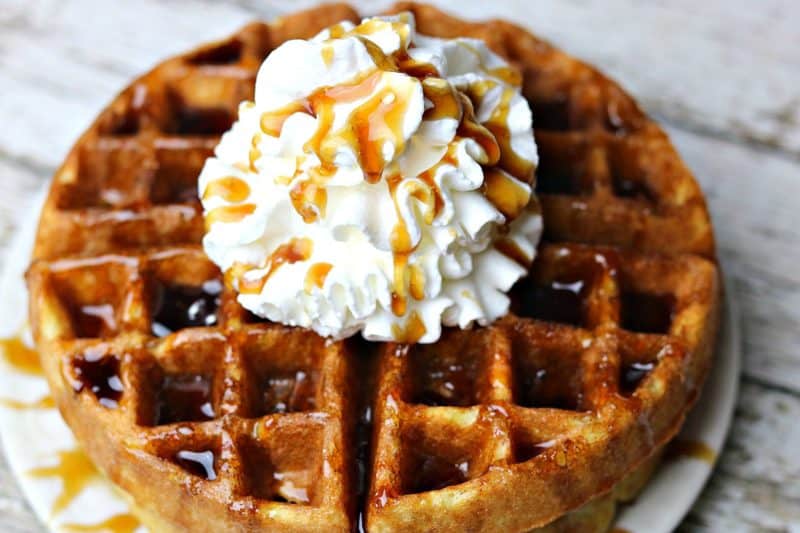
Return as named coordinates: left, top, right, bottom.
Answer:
left=27, top=3, right=720, bottom=532
left=366, top=242, right=715, bottom=530
left=28, top=247, right=355, bottom=528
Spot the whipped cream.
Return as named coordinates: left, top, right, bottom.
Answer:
left=199, top=13, right=542, bottom=343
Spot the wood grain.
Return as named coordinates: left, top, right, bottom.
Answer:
left=0, top=0, right=798, bottom=531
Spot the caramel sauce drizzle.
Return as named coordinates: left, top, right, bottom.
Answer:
left=488, top=66, right=522, bottom=87
left=327, top=23, right=348, bottom=39
left=421, top=78, right=461, bottom=121
left=228, top=22, right=532, bottom=325
left=304, top=262, right=333, bottom=293
left=248, top=132, right=261, bottom=172
left=260, top=101, right=313, bottom=138
left=290, top=178, right=328, bottom=223
left=321, top=44, right=335, bottom=67
left=484, top=86, right=535, bottom=182
left=202, top=176, right=250, bottom=203
left=387, top=172, right=415, bottom=317
left=482, top=168, right=531, bottom=220
left=205, top=203, right=256, bottom=229
left=455, top=92, right=500, bottom=166
left=494, top=237, right=531, bottom=267
left=27, top=448, right=100, bottom=516
left=409, top=264, right=426, bottom=301
left=455, top=40, right=523, bottom=88
left=63, top=513, right=141, bottom=533
left=390, top=311, right=427, bottom=344
left=0, top=333, right=42, bottom=376
left=237, top=237, right=313, bottom=295
left=0, top=331, right=55, bottom=409
left=302, top=70, right=411, bottom=185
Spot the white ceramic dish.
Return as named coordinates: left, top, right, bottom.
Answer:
left=0, top=186, right=740, bottom=533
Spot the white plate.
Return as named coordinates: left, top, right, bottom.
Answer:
left=0, top=186, right=740, bottom=533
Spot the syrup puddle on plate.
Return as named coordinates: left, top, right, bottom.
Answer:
left=62, top=513, right=141, bottom=533
left=0, top=332, right=43, bottom=376
left=0, top=332, right=54, bottom=409
left=664, top=439, right=716, bottom=464
left=2, top=329, right=143, bottom=531
left=27, top=447, right=101, bottom=516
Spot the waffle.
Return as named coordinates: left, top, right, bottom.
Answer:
left=26, top=3, right=720, bottom=532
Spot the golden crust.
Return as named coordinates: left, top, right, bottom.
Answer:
left=27, top=3, right=719, bottom=532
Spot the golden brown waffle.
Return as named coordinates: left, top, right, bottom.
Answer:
left=26, top=3, right=719, bottom=532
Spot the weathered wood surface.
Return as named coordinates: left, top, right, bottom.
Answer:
left=0, top=0, right=798, bottom=531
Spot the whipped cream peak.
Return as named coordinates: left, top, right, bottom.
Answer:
left=199, top=13, right=542, bottom=343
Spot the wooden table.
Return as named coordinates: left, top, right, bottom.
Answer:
left=1, top=0, right=798, bottom=530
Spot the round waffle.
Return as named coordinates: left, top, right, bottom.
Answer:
left=26, top=3, right=719, bottom=532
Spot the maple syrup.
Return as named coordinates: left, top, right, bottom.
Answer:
left=513, top=278, right=587, bottom=326
left=261, top=370, right=316, bottom=415
left=665, top=439, right=716, bottom=464
left=237, top=439, right=274, bottom=499
left=620, top=291, right=675, bottom=334
left=404, top=448, right=469, bottom=494
left=513, top=438, right=552, bottom=462
left=151, top=279, right=222, bottom=336
left=351, top=337, right=378, bottom=533
left=272, top=470, right=311, bottom=504
left=27, top=447, right=99, bottom=516
left=74, top=303, right=118, bottom=338
left=410, top=348, right=477, bottom=407
left=156, top=373, right=214, bottom=424
left=71, top=354, right=124, bottom=409
left=620, top=361, right=656, bottom=395
left=612, top=174, right=656, bottom=204
left=514, top=363, right=582, bottom=411
left=174, top=449, right=217, bottom=480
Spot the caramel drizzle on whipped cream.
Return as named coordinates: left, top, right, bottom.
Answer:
left=234, top=237, right=313, bottom=296
left=204, top=17, right=536, bottom=329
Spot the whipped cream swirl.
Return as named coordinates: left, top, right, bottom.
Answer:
left=199, top=13, right=542, bottom=343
